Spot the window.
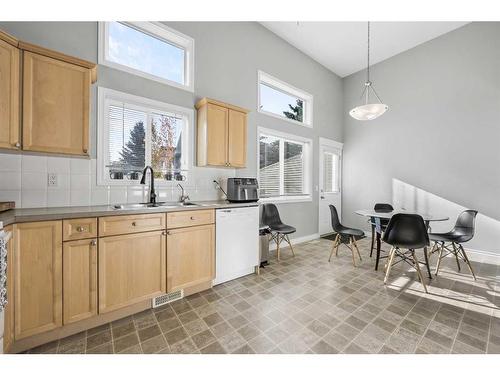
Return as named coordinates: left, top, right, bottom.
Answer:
left=258, top=71, right=313, bottom=127
left=258, top=127, right=312, bottom=202
left=323, top=152, right=340, bottom=193
left=99, top=22, right=194, bottom=91
left=97, top=87, right=193, bottom=185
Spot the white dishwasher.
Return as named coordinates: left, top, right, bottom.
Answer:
left=214, top=206, right=259, bottom=285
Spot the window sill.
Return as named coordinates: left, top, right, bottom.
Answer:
left=257, top=108, right=312, bottom=128
left=259, top=196, right=312, bottom=204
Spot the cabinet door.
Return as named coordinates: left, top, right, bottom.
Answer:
left=22, top=51, right=90, bottom=155
left=99, top=231, right=166, bottom=314
left=63, top=238, right=97, bottom=324
left=227, top=109, right=247, bottom=168
left=0, top=39, right=20, bottom=150
left=206, top=103, right=228, bottom=166
left=3, top=226, right=14, bottom=353
left=167, top=224, right=215, bottom=292
left=13, top=221, right=62, bottom=339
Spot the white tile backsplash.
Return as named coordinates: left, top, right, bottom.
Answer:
left=22, top=155, right=47, bottom=173
left=0, top=153, right=233, bottom=208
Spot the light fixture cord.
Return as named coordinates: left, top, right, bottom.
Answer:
left=367, top=21, right=370, bottom=83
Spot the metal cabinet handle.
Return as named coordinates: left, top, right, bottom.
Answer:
left=190, top=216, right=195, bottom=220
left=76, top=226, right=85, bottom=232
left=90, top=240, right=97, bottom=246
left=15, top=142, right=20, bottom=149
left=132, top=222, right=137, bottom=226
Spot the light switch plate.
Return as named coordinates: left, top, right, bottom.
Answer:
left=47, top=173, right=58, bottom=187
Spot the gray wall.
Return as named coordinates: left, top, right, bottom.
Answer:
left=0, top=21, right=344, bottom=238
left=342, top=22, right=500, bottom=255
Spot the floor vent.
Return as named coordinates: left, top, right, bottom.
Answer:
left=152, top=290, right=184, bottom=308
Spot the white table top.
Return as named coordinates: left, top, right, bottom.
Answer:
left=355, top=209, right=449, bottom=222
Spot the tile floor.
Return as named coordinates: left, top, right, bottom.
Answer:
left=26, top=238, right=500, bottom=354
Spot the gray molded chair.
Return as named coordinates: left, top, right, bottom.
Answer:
left=328, top=205, right=364, bottom=266
left=370, top=203, right=394, bottom=257
left=262, top=203, right=296, bottom=261
left=383, top=213, right=430, bottom=293
left=430, top=210, right=478, bottom=280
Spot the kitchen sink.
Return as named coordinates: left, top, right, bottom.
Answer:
left=112, top=202, right=200, bottom=210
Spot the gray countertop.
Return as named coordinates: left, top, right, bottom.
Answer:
left=0, top=200, right=260, bottom=226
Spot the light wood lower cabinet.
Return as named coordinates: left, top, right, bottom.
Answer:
left=63, top=238, right=97, bottom=324
left=3, top=225, right=14, bottom=353
left=13, top=221, right=62, bottom=340
left=167, top=224, right=215, bottom=292
left=98, top=231, right=166, bottom=314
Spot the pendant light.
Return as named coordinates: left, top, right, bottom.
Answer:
left=349, top=22, right=388, bottom=121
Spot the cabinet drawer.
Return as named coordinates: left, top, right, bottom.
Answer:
left=63, top=218, right=97, bottom=241
left=99, top=213, right=166, bottom=237
left=167, top=209, right=215, bottom=229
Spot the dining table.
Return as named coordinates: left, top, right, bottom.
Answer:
left=355, top=209, right=449, bottom=278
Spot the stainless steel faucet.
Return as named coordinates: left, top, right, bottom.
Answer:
left=177, top=183, right=190, bottom=203
left=140, top=166, right=156, bottom=204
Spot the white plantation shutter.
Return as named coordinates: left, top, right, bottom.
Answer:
left=323, top=151, right=339, bottom=193
left=259, top=133, right=307, bottom=198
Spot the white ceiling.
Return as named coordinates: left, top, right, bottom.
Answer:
left=261, top=22, right=468, bottom=77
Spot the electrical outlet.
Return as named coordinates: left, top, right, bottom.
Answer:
left=47, top=173, right=58, bottom=187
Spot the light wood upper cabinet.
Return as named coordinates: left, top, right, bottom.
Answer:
left=13, top=221, right=62, bottom=340
left=228, top=109, right=247, bottom=167
left=196, top=98, right=249, bottom=168
left=0, top=32, right=20, bottom=150
left=63, top=238, right=97, bottom=324
left=167, top=224, right=215, bottom=292
left=22, top=51, right=91, bottom=155
left=98, top=231, right=166, bottom=314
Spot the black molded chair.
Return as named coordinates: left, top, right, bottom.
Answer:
left=262, top=203, right=296, bottom=261
left=328, top=205, right=364, bottom=266
left=383, top=213, right=429, bottom=293
left=429, top=210, right=478, bottom=280
left=370, top=203, right=394, bottom=257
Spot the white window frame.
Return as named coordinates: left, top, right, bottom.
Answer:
left=97, top=87, right=194, bottom=186
left=98, top=22, right=195, bottom=92
left=319, top=137, right=343, bottom=194
left=257, top=70, right=313, bottom=128
left=257, top=126, right=313, bottom=204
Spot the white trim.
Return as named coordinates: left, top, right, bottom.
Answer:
left=257, top=70, right=313, bottom=128
left=268, top=233, right=320, bottom=251
left=98, top=22, right=195, bottom=92
left=97, top=87, right=194, bottom=186
left=319, top=137, right=344, bottom=150
left=257, top=126, right=313, bottom=202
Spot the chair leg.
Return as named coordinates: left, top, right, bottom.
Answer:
left=276, top=234, right=281, bottom=262
left=435, top=242, right=444, bottom=276
left=349, top=236, right=357, bottom=267
left=352, top=236, right=362, bottom=261
left=459, top=244, right=477, bottom=281
left=384, top=247, right=396, bottom=284
left=370, top=225, right=375, bottom=258
left=285, top=234, right=295, bottom=257
left=329, top=234, right=339, bottom=262
left=430, top=241, right=438, bottom=255
left=335, top=235, right=341, bottom=257
left=451, top=242, right=461, bottom=272
left=411, top=249, right=428, bottom=293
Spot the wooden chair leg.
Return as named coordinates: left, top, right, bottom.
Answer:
left=370, top=225, right=375, bottom=257
left=329, top=234, right=339, bottom=262
left=435, top=242, right=444, bottom=276
left=276, top=234, right=281, bottom=262
left=335, top=235, right=341, bottom=257
left=411, top=249, right=428, bottom=293
left=349, top=236, right=357, bottom=267
left=459, top=244, right=477, bottom=281
left=285, top=234, right=295, bottom=257
left=384, top=247, right=396, bottom=284
left=451, top=242, right=461, bottom=271
left=352, top=237, right=362, bottom=261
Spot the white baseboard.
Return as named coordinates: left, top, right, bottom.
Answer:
left=268, top=233, right=320, bottom=251
left=464, top=248, right=500, bottom=265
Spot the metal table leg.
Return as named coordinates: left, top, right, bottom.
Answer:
left=423, top=221, right=433, bottom=279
